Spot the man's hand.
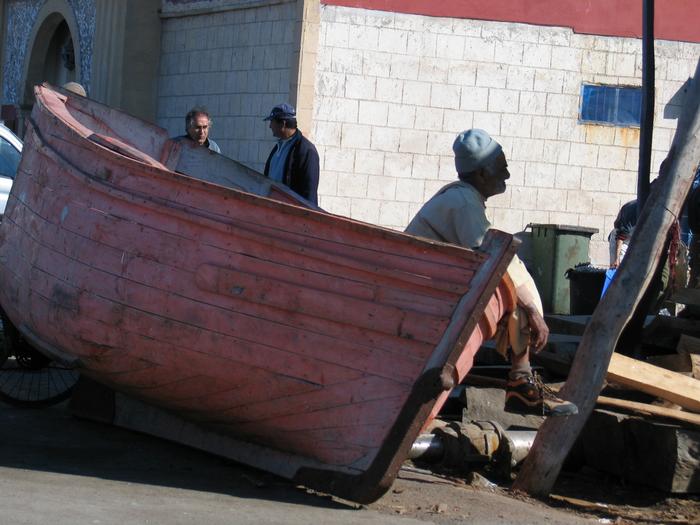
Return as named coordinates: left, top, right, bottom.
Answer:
left=521, top=303, right=549, bottom=352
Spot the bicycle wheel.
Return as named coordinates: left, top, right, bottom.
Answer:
left=0, top=315, right=79, bottom=408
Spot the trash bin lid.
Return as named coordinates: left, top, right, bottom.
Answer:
left=528, top=223, right=599, bottom=236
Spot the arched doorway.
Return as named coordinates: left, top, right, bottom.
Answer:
left=17, top=8, right=81, bottom=136
left=40, top=19, right=76, bottom=88
left=23, top=12, right=80, bottom=103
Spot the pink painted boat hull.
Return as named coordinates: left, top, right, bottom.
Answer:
left=0, top=84, right=517, bottom=502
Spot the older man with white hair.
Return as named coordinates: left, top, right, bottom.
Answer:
left=406, top=129, right=577, bottom=417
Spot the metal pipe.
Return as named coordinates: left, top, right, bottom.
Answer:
left=408, top=433, right=444, bottom=461
left=408, top=427, right=537, bottom=466
left=506, top=430, right=537, bottom=465
left=638, top=0, right=655, bottom=211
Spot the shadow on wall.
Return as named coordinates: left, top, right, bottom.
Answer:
left=664, top=78, right=690, bottom=120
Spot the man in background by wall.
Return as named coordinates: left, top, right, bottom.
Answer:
left=406, top=129, right=578, bottom=417
left=176, top=107, right=221, bottom=153
left=62, top=82, right=87, bottom=97
left=263, top=103, right=319, bottom=205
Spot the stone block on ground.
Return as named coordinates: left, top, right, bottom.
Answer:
left=459, top=386, right=544, bottom=430
left=580, top=408, right=700, bottom=493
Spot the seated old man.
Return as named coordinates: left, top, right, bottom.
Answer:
left=406, top=129, right=578, bottom=417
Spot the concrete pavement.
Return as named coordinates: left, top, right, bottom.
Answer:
left=0, top=403, right=428, bottom=525
left=0, top=401, right=597, bottom=525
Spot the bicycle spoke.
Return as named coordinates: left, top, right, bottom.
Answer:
left=0, top=313, right=79, bottom=407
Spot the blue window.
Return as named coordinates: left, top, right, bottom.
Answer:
left=580, top=84, right=642, bottom=126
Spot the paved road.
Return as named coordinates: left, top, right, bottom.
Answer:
left=0, top=402, right=428, bottom=525
left=0, top=401, right=596, bottom=525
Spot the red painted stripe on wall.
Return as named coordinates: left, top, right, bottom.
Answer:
left=321, top=0, right=700, bottom=43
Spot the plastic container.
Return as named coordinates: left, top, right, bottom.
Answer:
left=566, top=264, right=607, bottom=315
left=529, top=224, right=599, bottom=315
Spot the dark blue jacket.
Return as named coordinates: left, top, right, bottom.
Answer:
left=264, top=130, right=319, bottom=205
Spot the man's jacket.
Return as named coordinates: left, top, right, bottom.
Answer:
left=263, top=130, right=319, bottom=205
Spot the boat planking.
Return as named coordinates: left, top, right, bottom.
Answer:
left=0, top=84, right=517, bottom=503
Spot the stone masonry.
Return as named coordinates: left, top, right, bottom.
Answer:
left=157, top=1, right=299, bottom=171
left=312, top=5, right=700, bottom=265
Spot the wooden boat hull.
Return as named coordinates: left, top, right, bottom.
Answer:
left=0, top=85, right=517, bottom=502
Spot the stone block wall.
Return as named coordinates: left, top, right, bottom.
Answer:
left=313, top=5, right=700, bottom=265
left=157, top=0, right=299, bottom=171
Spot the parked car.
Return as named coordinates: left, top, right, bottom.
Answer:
left=0, top=122, right=22, bottom=217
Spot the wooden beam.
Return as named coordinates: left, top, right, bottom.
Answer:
left=646, top=353, right=693, bottom=374
left=596, top=395, right=700, bottom=427
left=670, top=287, right=700, bottom=306
left=607, top=353, right=700, bottom=412
left=513, top=58, right=700, bottom=497
left=678, top=334, right=700, bottom=355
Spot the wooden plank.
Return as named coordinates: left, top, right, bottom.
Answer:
left=1, top=83, right=519, bottom=503
left=646, top=353, right=693, bottom=373
left=692, top=355, right=700, bottom=380
left=30, top=139, right=491, bottom=283
left=670, top=287, right=700, bottom=306
left=596, top=395, right=700, bottom=427
left=643, top=315, right=700, bottom=338
left=677, top=333, right=700, bottom=355
left=607, top=353, right=700, bottom=413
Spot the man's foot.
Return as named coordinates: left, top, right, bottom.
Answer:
left=504, top=373, right=578, bottom=416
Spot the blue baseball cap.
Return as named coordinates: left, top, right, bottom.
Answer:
left=263, top=103, right=296, bottom=121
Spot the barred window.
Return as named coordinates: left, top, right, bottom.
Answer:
left=580, top=84, right=642, bottom=127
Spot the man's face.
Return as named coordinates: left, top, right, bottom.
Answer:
left=269, top=118, right=285, bottom=139
left=480, top=152, right=510, bottom=198
left=188, top=114, right=210, bottom=146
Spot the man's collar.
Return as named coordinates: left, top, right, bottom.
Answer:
left=437, top=180, right=486, bottom=206
left=277, top=129, right=299, bottom=145
left=461, top=181, right=486, bottom=204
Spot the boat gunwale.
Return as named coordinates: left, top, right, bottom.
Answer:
left=34, top=84, right=496, bottom=271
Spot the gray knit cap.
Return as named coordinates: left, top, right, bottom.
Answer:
left=453, top=129, right=502, bottom=174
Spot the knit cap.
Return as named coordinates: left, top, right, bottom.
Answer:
left=453, top=129, right=502, bottom=174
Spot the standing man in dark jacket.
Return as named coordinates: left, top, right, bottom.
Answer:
left=263, top=103, right=319, bottom=204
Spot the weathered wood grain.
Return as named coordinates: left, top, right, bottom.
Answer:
left=607, top=353, right=700, bottom=413
left=0, top=84, right=518, bottom=503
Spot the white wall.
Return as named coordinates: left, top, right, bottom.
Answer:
left=313, top=5, right=699, bottom=265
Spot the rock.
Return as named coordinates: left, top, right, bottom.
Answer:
left=465, top=471, right=497, bottom=489
left=460, top=387, right=544, bottom=430
left=580, top=409, right=700, bottom=493
left=579, top=409, right=628, bottom=477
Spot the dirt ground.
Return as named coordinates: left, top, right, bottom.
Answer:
left=0, top=400, right=698, bottom=524
left=0, top=401, right=581, bottom=525
left=367, top=463, right=700, bottom=525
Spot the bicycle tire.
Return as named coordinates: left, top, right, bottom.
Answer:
left=0, top=313, right=79, bottom=408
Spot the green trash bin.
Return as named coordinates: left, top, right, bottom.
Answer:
left=529, top=224, right=598, bottom=315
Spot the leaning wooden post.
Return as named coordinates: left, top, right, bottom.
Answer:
left=513, top=58, right=700, bottom=497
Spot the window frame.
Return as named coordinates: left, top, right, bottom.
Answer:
left=579, top=83, right=643, bottom=128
